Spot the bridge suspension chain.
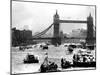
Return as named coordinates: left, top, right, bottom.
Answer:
left=33, top=23, right=54, bottom=38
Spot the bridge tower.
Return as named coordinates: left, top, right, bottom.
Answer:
left=52, top=10, right=61, bottom=45
left=86, top=13, right=94, bottom=45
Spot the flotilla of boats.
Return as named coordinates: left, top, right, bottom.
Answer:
left=20, top=42, right=96, bottom=72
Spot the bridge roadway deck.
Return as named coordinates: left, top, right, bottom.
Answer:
left=31, top=37, right=87, bottom=40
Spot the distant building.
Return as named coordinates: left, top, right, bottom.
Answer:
left=12, top=27, right=32, bottom=46
left=69, top=29, right=87, bottom=38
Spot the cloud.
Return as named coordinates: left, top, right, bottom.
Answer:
left=23, top=25, right=29, bottom=30
left=12, top=2, right=33, bottom=28
left=12, top=1, right=95, bottom=35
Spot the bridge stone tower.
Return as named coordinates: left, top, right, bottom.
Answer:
left=86, top=13, right=94, bottom=45
left=52, top=10, right=61, bottom=45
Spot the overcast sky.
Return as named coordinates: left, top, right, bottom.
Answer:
left=12, top=0, right=95, bottom=35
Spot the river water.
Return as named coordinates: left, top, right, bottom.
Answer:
left=11, top=44, right=95, bottom=74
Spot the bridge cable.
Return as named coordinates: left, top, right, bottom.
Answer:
left=33, top=23, right=53, bottom=38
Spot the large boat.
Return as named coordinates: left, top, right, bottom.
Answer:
left=73, top=49, right=96, bottom=67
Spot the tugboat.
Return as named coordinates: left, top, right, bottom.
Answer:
left=40, top=56, right=58, bottom=72
left=40, top=61, right=58, bottom=72
left=61, top=58, right=72, bottom=69
left=19, top=46, right=25, bottom=51
left=23, top=54, right=39, bottom=63
left=67, top=44, right=77, bottom=54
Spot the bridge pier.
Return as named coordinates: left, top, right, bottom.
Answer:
left=51, top=37, right=61, bottom=46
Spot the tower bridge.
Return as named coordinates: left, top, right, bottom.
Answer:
left=32, top=10, right=95, bottom=45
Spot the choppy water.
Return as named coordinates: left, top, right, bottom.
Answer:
left=11, top=45, right=95, bottom=74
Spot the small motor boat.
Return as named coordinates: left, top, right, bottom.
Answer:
left=23, top=54, right=39, bottom=63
